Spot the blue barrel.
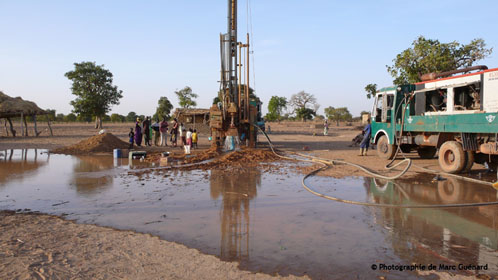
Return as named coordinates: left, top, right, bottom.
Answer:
left=113, top=149, right=122, bottom=158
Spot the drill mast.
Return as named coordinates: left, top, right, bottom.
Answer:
left=211, top=0, right=254, bottom=148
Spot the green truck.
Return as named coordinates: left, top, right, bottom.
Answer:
left=371, top=66, right=498, bottom=173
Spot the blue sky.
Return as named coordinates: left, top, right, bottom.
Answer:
left=1, top=0, right=498, bottom=117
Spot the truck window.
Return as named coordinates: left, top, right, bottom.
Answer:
left=373, top=94, right=383, bottom=122
left=454, top=83, right=480, bottom=110
left=426, top=89, right=447, bottom=112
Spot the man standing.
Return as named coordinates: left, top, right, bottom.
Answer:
left=359, top=119, right=371, bottom=156
left=143, top=117, right=151, bottom=146
left=171, top=118, right=179, bottom=147
left=160, top=117, right=169, bottom=146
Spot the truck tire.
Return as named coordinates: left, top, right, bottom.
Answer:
left=462, top=151, right=474, bottom=172
left=377, top=135, right=396, bottom=160
left=438, top=141, right=466, bottom=174
left=417, top=147, right=437, bottom=159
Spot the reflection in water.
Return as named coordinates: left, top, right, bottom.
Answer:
left=367, top=177, right=498, bottom=274
left=70, top=156, right=116, bottom=195
left=0, top=149, right=47, bottom=185
left=210, top=169, right=261, bottom=262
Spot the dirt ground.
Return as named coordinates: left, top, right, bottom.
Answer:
left=0, top=121, right=495, bottom=279
left=0, top=211, right=307, bottom=280
left=1, top=121, right=492, bottom=181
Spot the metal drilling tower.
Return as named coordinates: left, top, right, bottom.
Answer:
left=210, top=0, right=256, bottom=149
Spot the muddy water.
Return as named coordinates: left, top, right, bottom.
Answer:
left=1, top=149, right=498, bottom=279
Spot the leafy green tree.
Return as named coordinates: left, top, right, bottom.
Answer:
left=295, top=107, right=315, bottom=122
left=76, top=114, right=92, bottom=122
left=126, top=111, right=137, bottom=122
left=266, top=96, right=287, bottom=121
left=324, top=106, right=352, bottom=126
left=56, top=113, right=65, bottom=122
left=64, top=113, right=77, bottom=122
left=365, top=83, right=377, bottom=99
left=45, top=109, right=56, bottom=121
left=154, top=96, right=173, bottom=120
left=110, top=113, right=125, bottom=122
left=65, top=61, right=123, bottom=129
left=387, top=36, right=493, bottom=85
left=175, top=86, right=198, bottom=108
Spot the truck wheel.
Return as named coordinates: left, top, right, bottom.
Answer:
left=377, top=135, right=396, bottom=160
left=462, top=151, right=474, bottom=172
left=438, top=141, right=466, bottom=173
left=417, top=147, right=437, bottom=159
left=400, top=145, right=411, bottom=154
left=437, top=177, right=464, bottom=203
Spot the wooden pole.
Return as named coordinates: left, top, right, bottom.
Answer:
left=7, top=117, right=16, bottom=137
left=47, top=117, right=53, bottom=136
left=20, top=112, right=24, bottom=137
left=4, top=119, right=8, bottom=136
left=34, top=114, right=40, bottom=136
left=23, top=115, right=28, bottom=137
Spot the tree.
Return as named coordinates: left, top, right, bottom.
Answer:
left=126, top=111, right=137, bottom=122
left=56, top=113, right=65, bottom=122
left=175, top=86, right=198, bottom=108
left=266, top=96, right=287, bottom=121
left=64, top=113, right=77, bottom=122
left=365, top=83, right=377, bottom=99
left=387, top=36, right=493, bottom=85
left=324, top=106, right=352, bottom=126
left=295, top=107, right=315, bottom=122
left=154, top=96, right=173, bottom=120
left=110, top=113, right=125, bottom=122
left=289, top=91, right=318, bottom=121
left=65, top=61, right=123, bottom=129
left=46, top=109, right=56, bottom=121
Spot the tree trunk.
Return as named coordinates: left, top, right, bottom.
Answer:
left=336, top=120, right=339, bottom=126
left=95, top=117, right=103, bottom=129
left=7, top=118, right=16, bottom=137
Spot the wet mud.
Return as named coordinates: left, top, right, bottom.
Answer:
left=0, top=149, right=497, bottom=279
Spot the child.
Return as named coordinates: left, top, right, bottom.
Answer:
left=185, top=128, right=193, bottom=154
left=181, top=128, right=187, bottom=147
left=192, top=129, right=198, bottom=149
left=128, top=128, right=134, bottom=149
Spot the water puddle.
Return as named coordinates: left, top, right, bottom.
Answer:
left=1, top=149, right=497, bottom=279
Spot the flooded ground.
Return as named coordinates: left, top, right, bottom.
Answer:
left=1, top=149, right=498, bottom=279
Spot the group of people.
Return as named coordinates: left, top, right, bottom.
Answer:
left=128, top=117, right=198, bottom=153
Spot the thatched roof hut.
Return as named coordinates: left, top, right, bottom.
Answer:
left=0, top=91, right=51, bottom=137
left=0, top=91, right=47, bottom=118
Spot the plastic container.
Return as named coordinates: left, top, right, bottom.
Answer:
left=113, top=149, right=122, bottom=158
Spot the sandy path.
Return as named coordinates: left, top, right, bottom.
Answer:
left=0, top=211, right=307, bottom=280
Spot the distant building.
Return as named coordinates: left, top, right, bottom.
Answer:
left=173, top=108, right=210, bottom=133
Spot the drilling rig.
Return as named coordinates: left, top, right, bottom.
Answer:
left=209, top=0, right=261, bottom=149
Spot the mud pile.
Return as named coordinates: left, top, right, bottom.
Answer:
left=52, top=133, right=129, bottom=155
